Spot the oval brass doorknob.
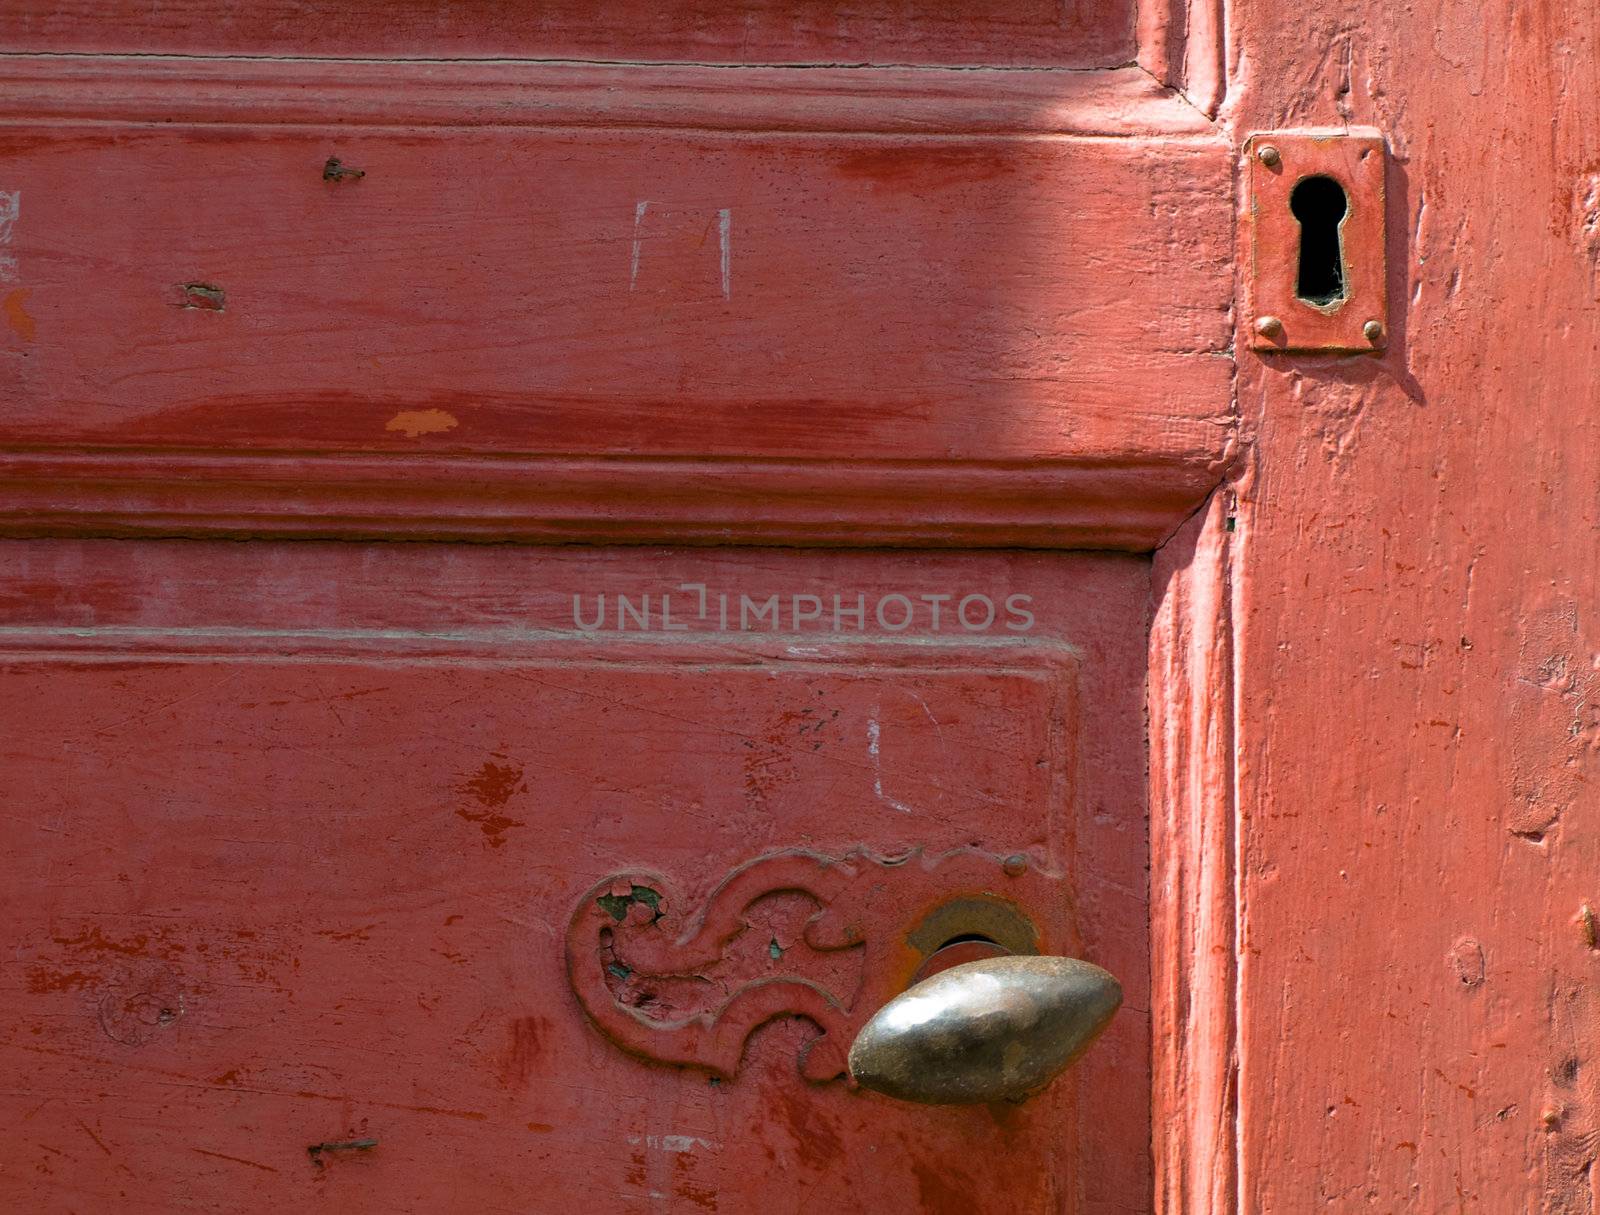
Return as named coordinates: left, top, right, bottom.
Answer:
left=847, top=956, right=1122, bottom=1105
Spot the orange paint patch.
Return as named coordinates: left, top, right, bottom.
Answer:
left=385, top=408, right=458, bottom=439
left=3, top=288, right=35, bottom=341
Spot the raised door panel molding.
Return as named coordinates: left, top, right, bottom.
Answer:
left=0, top=60, right=1233, bottom=547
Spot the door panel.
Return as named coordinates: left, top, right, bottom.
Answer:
left=0, top=542, right=1151, bottom=1212
left=0, top=3, right=1231, bottom=1208
left=0, top=83, right=1228, bottom=461
left=0, top=59, right=1230, bottom=548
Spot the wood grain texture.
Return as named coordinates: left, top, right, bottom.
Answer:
left=0, top=0, right=1136, bottom=68
left=1137, top=0, right=1226, bottom=116
left=1228, top=0, right=1600, bottom=1208
left=0, top=542, right=1152, bottom=1213
left=1149, top=490, right=1237, bottom=1213
left=0, top=57, right=1214, bottom=135
left=0, top=451, right=1226, bottom=550
left=0, top=60, right=1233, bottom=545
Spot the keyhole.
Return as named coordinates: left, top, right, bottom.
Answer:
left=1289, top=175, right=1349, bottom=307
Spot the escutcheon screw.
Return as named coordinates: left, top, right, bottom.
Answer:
left=1256, top=145, right=1282, bottom=168
left=1363, top=319, right=1386, bottom=345
left=1255, top=315, right=1284, bottom=339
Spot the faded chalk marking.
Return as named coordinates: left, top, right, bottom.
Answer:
left=0, top=191, right=17, bottom=282
left=630, top=200, right=649, bottom=291
left=908, top=689, right=946, bottom=752
left=718, top=208, right=732, bottom=299
left=385, top=408, right=458, bottom=439
left=627, top=1134, right=714, bottom=1153
left=867, top=714, right=914, bottom=815
left=661, top=1135, right=710, bottom=1153
left=2, top=288, right=34, bottom=341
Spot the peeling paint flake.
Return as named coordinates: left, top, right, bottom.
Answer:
left=2, top=288, right=34, bottom=341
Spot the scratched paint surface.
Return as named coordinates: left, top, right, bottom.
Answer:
left=0, top=542, right=1150, bottom=1213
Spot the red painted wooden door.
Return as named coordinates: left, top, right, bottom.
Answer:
left=19, top=0, right=1584, bottom=1211
left=0, top=4, right=1225, bottom=1210
left=0, top=1, right=1223, bottom=1203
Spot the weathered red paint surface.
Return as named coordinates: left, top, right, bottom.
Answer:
left=0, top=4, right=1209, bottom=1209
left=0, top=544, right=1150, bottom=1212
left=0, top=13, right=1211, bottom=1199
left=1227, top=2, right=1600, bottom=1210
left=6, top=0, right=1588, bottom=1210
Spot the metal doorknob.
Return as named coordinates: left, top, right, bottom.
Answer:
left=846, top=956, right=1122, bottom=1105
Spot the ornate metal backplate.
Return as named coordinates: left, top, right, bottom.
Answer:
left=565, top=848, right=1070, bottom=1083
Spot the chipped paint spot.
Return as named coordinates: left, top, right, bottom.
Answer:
left=596, top=884, right=661, bottom=923
left=322, top=157, right=365, bottom=183
left=386, top=408, right=458, bottom=439
left=177, top=282, right=225, bottom=311
left=1449, top=936, right=1486, bottom=987
left=1578, top=904, right=1598, bottom=951
left=3, top=288, right=34, bottom=341
left=306, top=1138, right=377, bottom=1168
